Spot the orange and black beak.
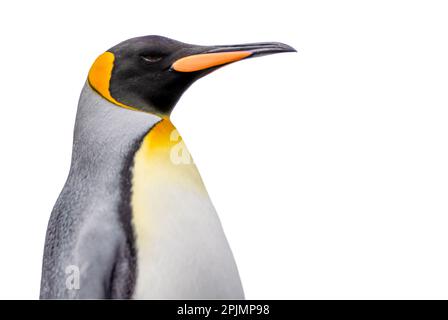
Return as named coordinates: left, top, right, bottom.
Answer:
left=171, top=42, right=296, bottom=73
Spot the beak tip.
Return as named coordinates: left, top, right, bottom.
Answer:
left=276, top=42, right=297, bottom=53
left=247, top=42, right=298, bottom=57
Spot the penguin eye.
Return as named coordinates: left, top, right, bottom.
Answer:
left=140, top=55, right=163, bottom=63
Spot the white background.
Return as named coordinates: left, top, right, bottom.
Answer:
left=0, top=0, right=447, bottom=299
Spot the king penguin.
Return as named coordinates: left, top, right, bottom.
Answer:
left=40, top=35, right=295, bottom=299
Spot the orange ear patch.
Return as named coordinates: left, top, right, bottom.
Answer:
left=172, top=51, right=252, bottom=72
left=88, top=52, right=136, bottom=111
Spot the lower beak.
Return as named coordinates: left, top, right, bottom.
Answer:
left=171, top=42, right=296, bottom=73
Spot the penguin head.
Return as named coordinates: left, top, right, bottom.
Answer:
left=88, top=35, right=295, bottom=116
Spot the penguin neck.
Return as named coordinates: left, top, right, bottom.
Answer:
left=70, top=83, right=162, bottom=176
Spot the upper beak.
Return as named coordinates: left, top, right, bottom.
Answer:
left=171, top=42, right=296, bottom=73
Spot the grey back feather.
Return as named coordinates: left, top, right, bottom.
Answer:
left=40, top=83, right=160, bottom=299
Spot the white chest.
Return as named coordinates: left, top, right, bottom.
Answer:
left=131, top=120, right=244, bottom=299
